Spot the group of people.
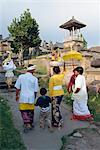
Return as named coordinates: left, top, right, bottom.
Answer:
left=14, top=64, right=93, bottom=133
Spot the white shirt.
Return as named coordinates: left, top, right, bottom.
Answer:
left=72, top=74, right=88, bottom=101
left=3, top=59, right=16, bottom=77
left=15, top=72, right=39, bottom=104
left=3, top=59, right=16, bottom=71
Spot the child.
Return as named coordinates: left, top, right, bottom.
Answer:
left=35, top=88, right=52, bottom=130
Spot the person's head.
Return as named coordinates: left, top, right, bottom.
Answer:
left=40, top=88, right=47, bottom=96
left=27, top=64, right=36, bottom=74
left=73, top=68, right=76, bottom=74
left=53, top=66, right=60, bottom=74
left=74, top=66, right=84, bottom=76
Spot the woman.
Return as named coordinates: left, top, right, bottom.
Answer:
left=71, top=67, right=93, bottom=122
left=49, top=66, right=65, bottom=127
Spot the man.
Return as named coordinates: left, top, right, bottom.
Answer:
left=15, top=64, right=39, bottom=132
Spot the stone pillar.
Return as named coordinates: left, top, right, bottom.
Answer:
left=72, top=27, right=74, bottom=40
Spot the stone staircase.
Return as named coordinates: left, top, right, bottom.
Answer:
left=0, top=67, right=17, bottom=89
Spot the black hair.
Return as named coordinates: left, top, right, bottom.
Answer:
left=28, top=64, right=34, bottom=67
left=74, top=66, right=84, bottom=75
left=40, top=88, right=47, bottom=95
left=53, top=66, right=60, bottom=74
left=73, top=68, right=76, bottom=72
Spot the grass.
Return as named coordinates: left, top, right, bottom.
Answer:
left=63, top=88, right=100, bottom=122
left=32, top=60, right=47, bottom=75
left=0, top=96, right=26, bottom=150
left=14, top=59, right=48, bottom=77
left=88, top=92, right=100, bottom=121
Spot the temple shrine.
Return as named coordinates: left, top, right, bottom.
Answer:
left=60, top=16, right=87, bottom=51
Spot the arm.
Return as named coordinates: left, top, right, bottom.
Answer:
left=73, top=75, right=82, bottom=94
left=16, top=88, right=20, bottom=101
left=74, top=88, right=80, bottom=93
left=47, top=96, right=52, bottom=103
left=34, top=78, right=39, bottom=99
left=49, top=77, right=53, bottom=97
left=34, top=92, right=37, bottom=99
left=15, top=76, right=21, bottom=101
left=35, top=97, right=40, bottom=106
left=67, top=75, right=75, bottom=93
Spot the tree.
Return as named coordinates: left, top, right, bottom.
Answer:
left=83, top=37, right=87, bottom=49
left=80, top=34, right=87, bottom=49
left=8, top=9, right=41, bottom=60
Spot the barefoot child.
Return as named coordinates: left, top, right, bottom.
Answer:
left=35, top=88, right=52, bottom=130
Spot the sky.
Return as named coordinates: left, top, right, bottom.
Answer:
left=0, top=0, right=100, bottom=48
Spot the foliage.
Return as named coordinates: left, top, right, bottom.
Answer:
left=63, top=91, right=100, bottom=122
left=38, top=76, right=49, bottom=89
left=88, top=92, right=100, bottom=121
left=0, top=96, right=26, bottom=150
left=36, top=66, right=47, bottom=75
left=80, top=33, right=87, bottom=49
left=8, top=9, right=41, bottom=55
left=83, top=37, right=87, bottom=49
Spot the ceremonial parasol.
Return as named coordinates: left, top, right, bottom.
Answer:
left=62, top=50, right=83, bottom=68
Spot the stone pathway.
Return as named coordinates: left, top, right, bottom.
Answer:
left=1, top=90, right=91, bottom=150
left=62, top=127, right=100, bottom=150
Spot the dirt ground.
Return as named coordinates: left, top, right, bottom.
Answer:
left=1, top=89, right=100, bottom=150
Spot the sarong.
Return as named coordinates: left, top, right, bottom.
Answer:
left=51, top=95, right=63, bottom=127
left=73, top=100, right=93, bottom=120
left=20, top=110, right=34, bottom=125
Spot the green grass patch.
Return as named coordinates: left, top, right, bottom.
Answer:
left=0, top=96, right=26, bottom=150
left=36, top=67, right=47, bottom=75
left=88, top=93, right=100, bottom=122
left=63, top=90, right=100, bottom=122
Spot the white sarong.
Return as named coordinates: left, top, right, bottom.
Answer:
left=73, top=100, right=90, bottom=116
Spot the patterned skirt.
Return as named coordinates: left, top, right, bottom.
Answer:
left=51, top=95, right=63, bottom=127
left=20, top=110, right=34, bottom=125
left=19, top=103, right=34, bottom=126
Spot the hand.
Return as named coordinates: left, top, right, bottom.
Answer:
left=16, top=95, right=19, bottom=101
left=64, top=92, right=69, bottom=97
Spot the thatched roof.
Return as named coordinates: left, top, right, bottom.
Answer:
left=88, top=46, right=100, bottom=53
left=60, top=16, right=86, bottom=30
left=82, top=51, right=92, bottom=57
left=91, top=58, right=100, bottom=68
left=2, top=36, right=13, bottom=42
left=53, top=42, right=63, bottom=49
left=39, top=46, right=50, bottom=52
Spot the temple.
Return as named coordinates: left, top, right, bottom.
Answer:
left=60, top=16, right=87, bottom=51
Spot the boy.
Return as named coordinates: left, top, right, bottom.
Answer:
left=35, top=88, right=52, bottom=130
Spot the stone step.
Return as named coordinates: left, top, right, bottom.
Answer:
left=0, top=76, right=17, bottom=89
left=0, top=81, right=16, bottom=89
